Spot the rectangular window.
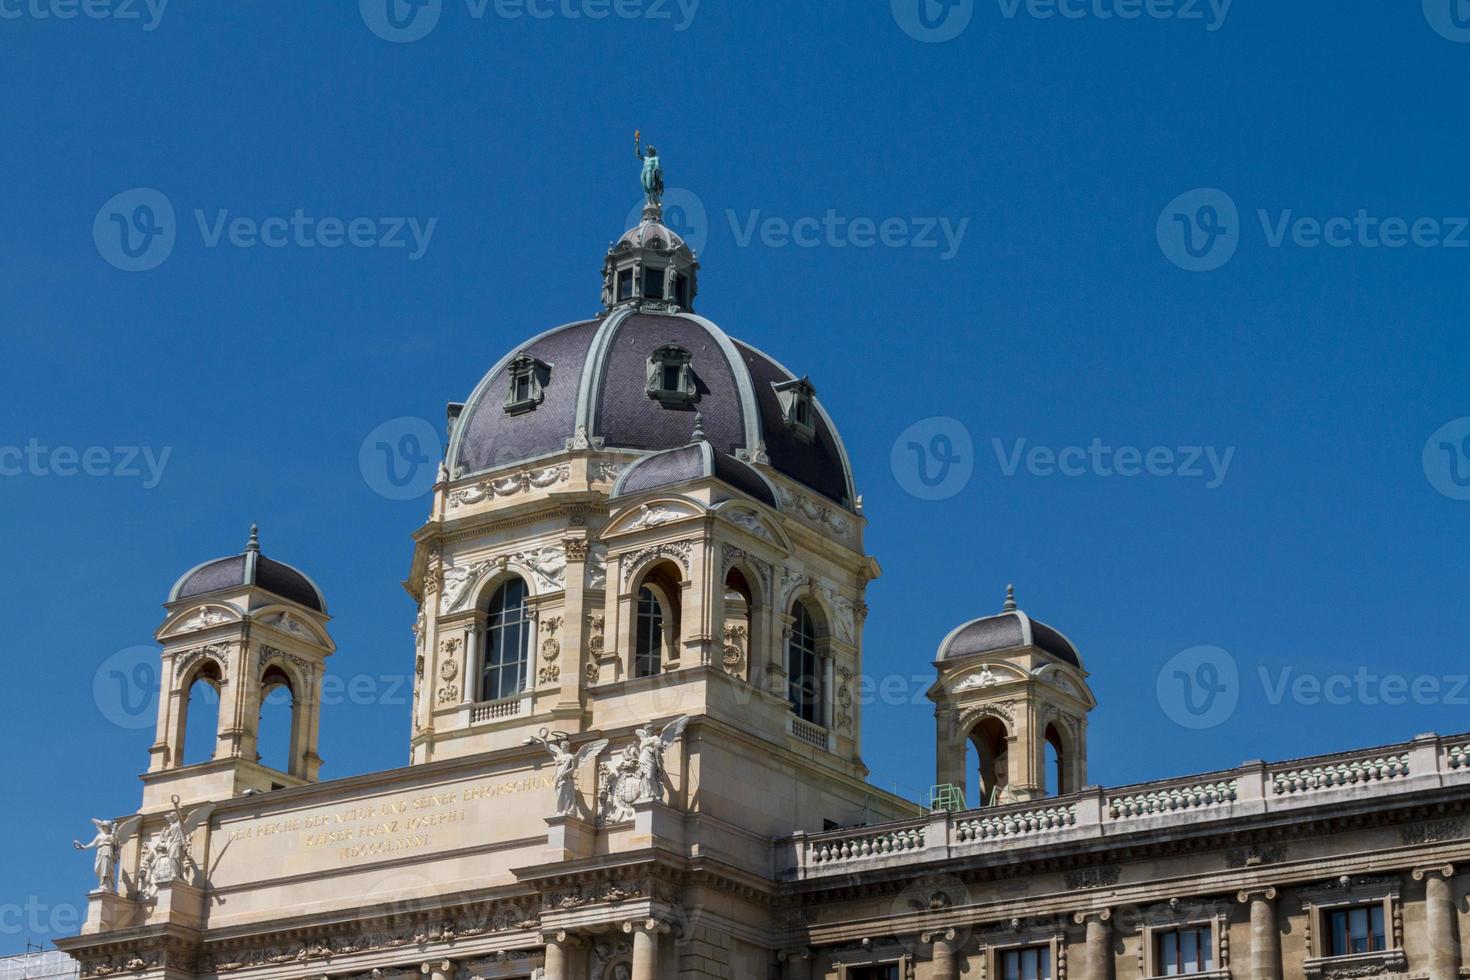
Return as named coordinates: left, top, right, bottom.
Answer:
left=1001, top=945, right=1052, bottom=980
left=617, top=269, right=633, bottom=300
left=643, top=267, right=665, bottom=300
left=674, top=274, right=688, bottom=307
left=848, top=967, right=899, bottom=980
left=513, top=374, right=531, bottom=403
left=1156, top=926, right=1213, bottom=976
left=1326, top=904, right=1386, bottom=956
left=661, top=364, right=682, bottom=393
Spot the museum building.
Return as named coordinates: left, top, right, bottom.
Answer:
left=58, top=161, right=1470, bottom=980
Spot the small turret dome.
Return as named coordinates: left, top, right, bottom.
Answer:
left=168, top=525, right=327, bottom=613
left=937, top=585, right=1081, bottom=668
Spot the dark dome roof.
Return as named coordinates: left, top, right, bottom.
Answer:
left=612, top=438, right=777, bottom=507
left=938, top=591, right=1081, bottom=668
left=168, top=527, right=326, bottom=613
left=447, top=310, right=856, bottom=507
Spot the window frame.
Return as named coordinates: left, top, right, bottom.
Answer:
left=480, top=578, right=530, bottom=702
left=1134, top=900, right=1231, bottom=980
left=772, top=376, right=818, bottom=441
left=787, top=601, right=823, bottom=724
left=1299, top=876, right=1404, bottom=980
left=503, top=353, right=550, bottom=416
left=634, top=585, right=665, bottom=678
left=645, top=342, right=698, bottom=406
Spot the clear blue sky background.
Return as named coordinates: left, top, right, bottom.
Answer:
left=3, top=0, right=1469, bottom=954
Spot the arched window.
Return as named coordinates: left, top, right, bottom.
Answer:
left=181, top=662, right=223, bottom=766
left=257, top=666, right=297, bottom=775
left=970, top=716, right=1010, bottom=807
left=788, top=602, right=821, bottom=723
left=482, top=578, right=530, bottom=701
left=635, top=586, right=664, bottom=677
left=1045, top=723, right=1067, bottom=795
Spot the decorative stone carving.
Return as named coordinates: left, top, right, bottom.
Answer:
left=725, top=508, right=772, bottom=541
left=525, top=730, right=610, bottom=816
left=174, top=643, right=230, bottom=679
left=447, top=464, right=569, bottom=509
left=440, top=546, right=570, bottom=612
left=597, top=715, right=690, bottom=823
left=179, top=606, right=231, bottom=631
left=1225, top=843, right=1289, bottom=868
left=835, top=666, right=854, bottom=733
left=620, top=540, right=692, bottom=584
left=775, top=485, right=855, bottom=542
left=1065, top=865, right=1121, bottom=890
left=626, top=503, right=679, bottom=531
left=538, top=665, right=560, bottom=685
left=262, top=611, right=313, bottom=639
left=1400, top=818, right=1465, bottom=845
left=721, top=624, right=746, bottom=673
left=137, top=798, right=214, bottom=899
left=74, top=816, right=139, bottom=892
left=586, top=544, right=608, bottom=590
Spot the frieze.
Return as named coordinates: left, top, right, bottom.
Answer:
left=174, top=642, right=230, bottom=679
left=1400, top=818, right=1465, bottom=846
left=447, top=464, right=569, bottom=509
left=1225, top=843, right=1289, bottom=868
left=1065, top=866, right=1122, bottom=890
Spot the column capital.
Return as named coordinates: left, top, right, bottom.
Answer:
left=922, top=928, right=958, bottom=944
left=778, top=947, right=813, bottom=963
left=540, top=929, right=587, bottom=946
left=1236, top=886, right=1278, bottom=903
left=1413, top=864, right=1457, bottom=882
left=622, top=917, right=671, bottom=936
left=419, top=960, right=454, bottom=975
left=1072, top=908, right=1112, bottom=925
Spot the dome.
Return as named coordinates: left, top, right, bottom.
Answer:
left=937, top=587, right=1080, bottom=668
left=447, top=310, right=857, bottom=508
left=611, top=432, right=778, bottom=507
left=618, top=216, right=687, bottom=253
left=168, top=526, right=327, bottom=613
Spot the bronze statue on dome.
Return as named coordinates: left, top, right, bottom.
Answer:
left=635, top=130, right=663, bottom=209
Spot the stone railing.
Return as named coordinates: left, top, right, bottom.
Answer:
left=956, top=802, right=1076, bottom=841
left=470, top=696, right=523, bottom=724
left=1271, top=754, right=1408, bottom=795
left=1109, top=777, right=1238, bottom=818
left=779, top=731, right=1470, bottom=880
left=806, top=820, right=927, bottom=866
left=788, top=715, right=832, bottom=752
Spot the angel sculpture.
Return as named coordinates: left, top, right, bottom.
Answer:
left=74, top=816, right=139, bottom=892
left=634, top=714, right=689, bottom=804
left=525, top=730, right=609, bottom=817
left=138, top=797, right=215, bottom=899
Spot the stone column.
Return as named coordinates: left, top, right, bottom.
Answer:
left=924, top=929, right=959, bottom=980
left=779, top=947, right=812, bottom=980
left=541, top=932, right=576, bottom=980
left=1237, top=888, right=1281, bottom=980
left=1415, top=865, right=1461, bottom=980
left=1073, top=910, right=1113, bottom=980
left=624, top=918, right=667, bottom=980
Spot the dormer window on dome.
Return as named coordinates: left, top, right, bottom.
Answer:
left=647, top=342, right=698, bottom=407
left=503, top=353, right=550, bottom=415
left=773, top=376, right=818, bottom=442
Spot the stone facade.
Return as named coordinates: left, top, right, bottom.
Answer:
left=58, top=182, right=1470, bottom=980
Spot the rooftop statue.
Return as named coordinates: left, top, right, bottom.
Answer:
left=635, top=130, right=663, bottom=210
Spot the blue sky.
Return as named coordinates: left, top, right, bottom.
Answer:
left=3, top=0, right=1470, bottom=954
